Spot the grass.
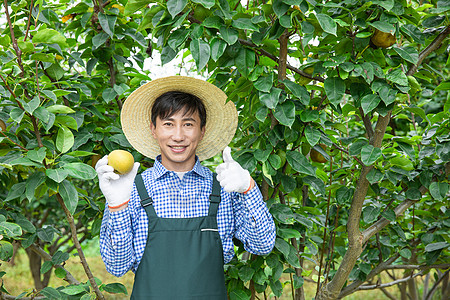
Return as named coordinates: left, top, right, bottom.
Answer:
left=0, top=242, right=440, bottom=299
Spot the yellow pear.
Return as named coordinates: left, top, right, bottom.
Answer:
left=371, top=29, right=396, bottom=48
left=108, top=150, right=134, bottom=174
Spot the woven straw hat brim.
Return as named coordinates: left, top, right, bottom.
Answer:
left=121, top=76, right=238, bottom=161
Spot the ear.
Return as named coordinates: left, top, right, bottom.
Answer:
left=200, top=126, right=206, bottom=141
left=150, top=121, right=157, bottom=138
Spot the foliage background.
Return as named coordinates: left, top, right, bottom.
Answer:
left=0, top=0, right=449, bottom=299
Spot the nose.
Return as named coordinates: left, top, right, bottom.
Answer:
left=171, top=125, right=185, bottom=142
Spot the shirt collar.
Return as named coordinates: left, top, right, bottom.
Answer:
left=153, top=155, right=208, bottom=179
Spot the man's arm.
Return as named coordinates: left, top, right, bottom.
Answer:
left=99, top=207, right=136, bottom=277
left=230, top=184, right=276, bottom=255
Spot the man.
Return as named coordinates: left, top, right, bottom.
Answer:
left=96, top=76, right=276, bottom=299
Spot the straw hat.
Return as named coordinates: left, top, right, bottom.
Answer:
left=121, top=76, right=238, bottom=161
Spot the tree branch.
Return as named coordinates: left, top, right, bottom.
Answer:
left=356, top=271, right=423, bottom=290
left=29, top=244, right=79, bottom=285
left=55, top=194, right=105, bottom=300
left=358, top=107, right=374, bottom=143
left=362, top=186, right=426, bottom=243
left=407, top=25, right=450, bottom=76
left=425, top=269, right=450, bottom=300
left=339, top=254, right=400, bottom=298
left=238, top=38, right=325, bottom=82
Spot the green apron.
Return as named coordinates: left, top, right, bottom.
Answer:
left=131, top=173, right=228, bottom=299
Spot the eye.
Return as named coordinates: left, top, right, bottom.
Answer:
left=163, top=122, right=173, bottom=126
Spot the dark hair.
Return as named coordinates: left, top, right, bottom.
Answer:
left=151, top=91, right=207, bottom=128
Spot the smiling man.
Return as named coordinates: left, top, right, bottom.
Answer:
left=95, top=76, right=275, bottom=299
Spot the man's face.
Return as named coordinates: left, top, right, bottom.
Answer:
left=150, top=109, right=205, bottom=172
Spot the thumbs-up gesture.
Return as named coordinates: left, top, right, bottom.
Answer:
left=216, top=147, right=254, bottom=193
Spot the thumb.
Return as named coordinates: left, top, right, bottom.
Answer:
left=222, top=146, right=234, bottom=163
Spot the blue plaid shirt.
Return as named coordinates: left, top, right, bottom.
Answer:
left=100, top=157, right=276, bottom=277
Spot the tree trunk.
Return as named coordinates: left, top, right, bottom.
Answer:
left=25, top=247, right=52, bottom=291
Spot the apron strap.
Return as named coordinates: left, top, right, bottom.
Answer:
left=208, top=173, right=221, bottom=216
left=135, top=174, right=158, bottom=218
left=136, top=173, right=221, bottom=218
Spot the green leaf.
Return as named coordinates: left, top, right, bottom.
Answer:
left=393, top=47, right=419, bottom=65
left=5, top=182, right=26, bottom=201
left=293, top=274, right=304, bottom=289
left=363, top=206, right=380, bottom=223
left=386, top=68, right=408, bottom=86
left=15, top=215, right=36, bottom=233
left=286, top=151, right=316, bottom=176
left=63, top=163, right=96, bottom=180
left=305, top=126, right=321, bottom=147
left=103, top=283, right=128, bottom=295
left=210, top=38, right=227, bottom=61
left=46, top=105, right=75, bottom=114
left=10, top=108, right=25, bottom=123
left=366, top=168, right=384, bottom=184
left=190, top=39, right=210, bottom=71
left=229, top=289, right=250, bottom=300
left=259, top=88, right=282, bottom=109
left=98, top=13, right=116, bottom=37
left=425, top=242, right=449, bottom=252
left=0, top=241, right=14, bottom=261
left=235, top=48, right=255, bottom=78
left=370, top=21, right=395, bottom=33
left=59, top=180, right=79, bottom=215
left=40, top=261, right=53, bottom=274
left=192, top=0, right=215, bottom=9
left=27, top=147, right=47, bottom=163
left=361, top=94, right=381, bottom=114
left=219, top=26, right=238, bottom=45
left=0, top=222, right=22, bottom=238
left=274, top=101, right=295, bottom=127
left=46, top=63, right=65, bottom=80
left=324, top=77, right=345, bottom=107
left=316, top=13, right=337, bottom=36
left=381, top=209, right=396, bottom=222
left=300, top=110, right=319, bottom=122
left=400, top=24, right=425, bottom=45
left=435, top=81, right=450, bottom=92
left=390, top=156, right=414, bottom=171
left=61, top=285, right=87, bottom=296
left=232, top=19, right=258, bottom=31
left=254, top=74, right=273, bottom=93
left=32, top=28, right=68, bottom=48
left=56, top=125, right=74, bottom=153
left=124, top=0, right=149, bottom=15
left=26, top=171, right=46, bottom=200
left=273, top=0, right=289, bottom=17
left=277, top=228, right=301, bottom=239
left=55, top=267, right=67, bottom=279
left=23, top=97, right=40, bottom=114
left=361, top=145, right=382, bottom=165
left=52, top=251, right=70, bottom=265
left=283, top=80, right=310, bottom=105
left=46, top=168, right=69, bottom=183
left=92, top=32, right=109, bottom=50
left=405, top=187, right=421, bottom=200
left=429, top=182, right=449, bottom=201
left=167, top=0, right=187, bottom=18
left=102, top=87, right=117, bottom=103
left=336, top=186, right=354, bottom=205
left=37, top=227, right=54, bottom=242
left=372, top=0, right=394, bottom=10
left=39, top=287, right=61, bottom=299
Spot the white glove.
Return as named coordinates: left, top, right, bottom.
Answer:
left=95, top=155, right=140, bottom=208
left=216, top=147, right=252, bottom=193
